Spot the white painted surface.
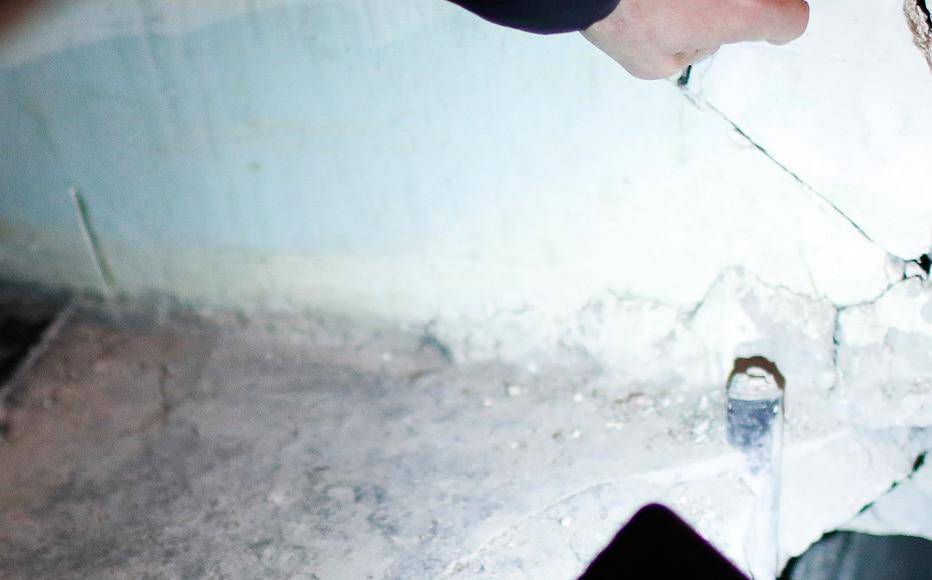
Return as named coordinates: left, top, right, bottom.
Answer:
left=689, top=0, right=932, bottom=258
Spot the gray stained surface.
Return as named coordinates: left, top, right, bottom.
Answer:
left=0, top=310, right=732, bottom=580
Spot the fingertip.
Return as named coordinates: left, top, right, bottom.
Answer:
left=623, top=58, right=684, bottom=80
left=766, top=0, right=809, bottom=45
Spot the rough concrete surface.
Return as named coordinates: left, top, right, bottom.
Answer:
left=836, top=278, right=932, bottom=428
left=0, top=299, right=930, bottom=579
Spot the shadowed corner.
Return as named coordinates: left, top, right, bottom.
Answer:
left=781, top=531, right=932, bottom=580
left=0, top=0, right=47, bottom=37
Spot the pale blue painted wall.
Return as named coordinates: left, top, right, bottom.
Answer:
left=1, top=1, right=901, bottom=323
left=0, top=0, right=673, bottom=315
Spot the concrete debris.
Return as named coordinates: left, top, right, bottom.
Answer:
left=835, top=278, right=932, bottom=427
left=434, top=268, right=838, bottom=395
left=426, top=269, right=932, bottom=573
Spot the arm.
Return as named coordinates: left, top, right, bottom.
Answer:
left=447, top=0, right=621, bottom=34
left=449, top=0, right=810, bottom=80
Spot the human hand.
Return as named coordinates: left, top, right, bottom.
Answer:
left=582, top=0, right=810, bottom=79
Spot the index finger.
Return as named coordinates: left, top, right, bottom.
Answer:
left=739, top=0, right=810, bottom=45
left=685, top=0, right=809, bottom=47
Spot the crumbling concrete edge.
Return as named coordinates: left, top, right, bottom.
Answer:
left=905, top=0, right=932, bottom=73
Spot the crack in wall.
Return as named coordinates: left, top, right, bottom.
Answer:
left=669, top=84, right=932, bottom=403
left=68, top=187, right=116, bottom=293
left=853, top=449, right=928, bottom=517
left=826, top=269, right=919, bottom=392
left=675, top=88, right=888, bottom=256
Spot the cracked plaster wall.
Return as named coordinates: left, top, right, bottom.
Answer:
left=1, top=0, right=932, bottom=571
left=4, top=0, right=927, bottom=318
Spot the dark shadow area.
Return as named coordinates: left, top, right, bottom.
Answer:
left=579, top=504, right=748, bottom=579
left=919, top=253, right=931, bottom=275
left=0, top=308, right=51, bottom=386
left=917, top=0, right=932, bottom=31
left=0, top=282, right=68, bottom=414
left=0, top=0, right=46, bottom=37
left=781, top=531, right=932, bottom=580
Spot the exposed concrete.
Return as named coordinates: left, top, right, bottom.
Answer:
left=426, top=269, right=932, bottom=563
left=0, top=305, right=928, bottom=579
left=836, top=278, right=932, bottom=428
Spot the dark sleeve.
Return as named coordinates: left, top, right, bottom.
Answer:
left=447, top=0, right=621, bottom=34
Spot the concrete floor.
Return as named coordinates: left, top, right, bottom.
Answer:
left=0, top=305, right=927, bottom=579
left=0, top=306, right=716, bottom=579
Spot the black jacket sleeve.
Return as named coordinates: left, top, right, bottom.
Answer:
left=448, top=0, right=621, bottom=34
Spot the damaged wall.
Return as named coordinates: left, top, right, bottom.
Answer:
left=2, top=0, right=929, bottom=319
left=1, top=0, right=931, bottom=572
